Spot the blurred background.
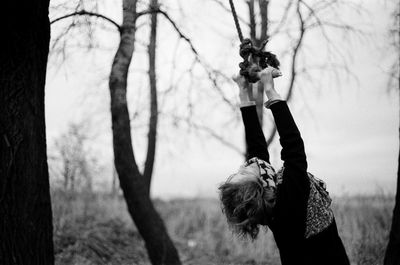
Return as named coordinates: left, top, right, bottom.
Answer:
left=47, top=0, right=399, bottom=264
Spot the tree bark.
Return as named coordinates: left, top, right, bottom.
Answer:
left=247, top=0, right=256, bottom=43
left=0, top=0, right=54, bottom=264
left=111, top=166, right=118, bottom=195
left=384, top=91, right=400, bottom=265
left=108, top=0, right=181, bottom=264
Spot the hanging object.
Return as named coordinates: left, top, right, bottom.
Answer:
left=228, top=0, right=281, bottom=83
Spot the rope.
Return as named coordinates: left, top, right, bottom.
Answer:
left=228, top=0, right=243, bottom=42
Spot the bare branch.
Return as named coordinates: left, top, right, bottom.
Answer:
left=163, top=114, right=244, bottom=156
left=266, top=0, right=306, bottom=144
left=137, top=7, right=237, bottom=111
left=286, top=0, right=305, bottom=101
left=50, top=9, right=121, bottom=31
left=270, top=1, right=295, bottom=37
left=193, top=123, right=244, bottom=156
left=208, top=0, right=249, bottom=26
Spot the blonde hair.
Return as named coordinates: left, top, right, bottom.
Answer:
left=218, top=171, right=276, bottom=239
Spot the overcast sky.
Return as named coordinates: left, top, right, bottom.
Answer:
left=46, top=0, right=399, bottom=198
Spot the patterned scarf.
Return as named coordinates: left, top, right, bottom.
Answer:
left=243, top=157, right=282, bottom=188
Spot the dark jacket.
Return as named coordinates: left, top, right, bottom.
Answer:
left=240, top=101, right=350, bottom=265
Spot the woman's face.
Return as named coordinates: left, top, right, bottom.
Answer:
left=229, top=163, right=260, bottom=183
left=233, top=161, right=277, bottom=189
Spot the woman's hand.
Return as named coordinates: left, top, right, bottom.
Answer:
left=233, top=74, right=251, bottom=103
left=258, top=67, right=275, bottom=91
left=258, top=67, right=282, bottom=101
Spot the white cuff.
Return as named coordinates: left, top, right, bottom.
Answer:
left=264, top=98, right=284, bottom=108
left=239, top=101, right=256, bottom=108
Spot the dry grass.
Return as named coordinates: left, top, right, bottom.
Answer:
left=52, top=190, right=394, bottom=265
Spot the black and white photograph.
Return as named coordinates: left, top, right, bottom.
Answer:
left=1, top=0, right=399, bottom=264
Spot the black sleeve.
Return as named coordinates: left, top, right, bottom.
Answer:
left=240, top=105, right=270, bottom=162
left=269, top=101, right=308, bottom=175
left=269, top=101, right=310, bottom=236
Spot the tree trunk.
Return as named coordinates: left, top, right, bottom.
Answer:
left=108, top=0, right=181, bottom=264
left=247, top=0, right=256, bottom=45
left=0, top=0, right=54, bottom=264
left=245, top=0, right=269, bottom=127
left=255, top=0, right=269, bottom=126
left=246, top=0, right=256, bottom=105
left=143, top=0, right=159, bottom=194
left=384, top=92, right=400, bottom=265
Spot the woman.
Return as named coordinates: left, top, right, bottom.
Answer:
left=219, top=67, right=350, bottom=265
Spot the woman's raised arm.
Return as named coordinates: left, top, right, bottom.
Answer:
left=233, top=75, right=270, bottom=162
left=258, top=68, right=308, bottom=174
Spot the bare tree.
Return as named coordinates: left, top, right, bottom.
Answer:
left=51, top=0, right=181, bottom=264
left=51, top=122, right=97, bottom=192
left=0, top=0, right=54, bottom=263
left=384, top=2, right=400, bottom=264
left=109, top=1, right=181, bottom=263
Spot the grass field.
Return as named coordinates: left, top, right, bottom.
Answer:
left=52, top=190, right=394, bottom=265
